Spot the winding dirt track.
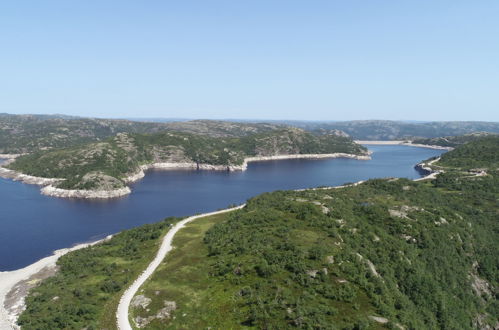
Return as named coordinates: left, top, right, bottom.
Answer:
left=116, top=205, right=245, bottom=330
left=116, top=151, right=449, bottom=329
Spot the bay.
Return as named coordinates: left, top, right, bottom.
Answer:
left=0, top=145, right=444, bottom=270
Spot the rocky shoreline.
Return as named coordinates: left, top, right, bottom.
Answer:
left=0, top=165, right=63, bottom=186
left=0, top=165, right=131, bottom=199
left=0, top=156, right=131, bottom=199
left=0, top=153, right=441, bottom=329
left=355, top=140, right=453, bottom=150
left=413, top=157, right=442, bottom=181
left=123, top=153, right=372, bottom=184
left=0, top=236, right=112, bottom=330
left=0, top=153, right=369, bottom=199
left=40, top=186, right=132, bottom=199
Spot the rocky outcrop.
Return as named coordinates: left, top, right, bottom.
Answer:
left=401, top=142, right=453, bottom=150
left=413, top=158, right=442, bottom=181
left=125, top=153, right=371, bottom=183
left=0, top=154, right=22, bottom=160
left=414, top=157, right=440, bottom=175
left=122, top=165, right=148, bottom=183
left=40, top=186, right=131, bottom=199
left=0, top=164, right=130, bottom=199
left=0, top=166, right=63, bottom=186
left=414, top=163, right=433, bottom=176
left=122, top=162, right=235, bottom=184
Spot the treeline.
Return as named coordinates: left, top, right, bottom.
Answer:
left=438, top=135, right=499, bottom=169
left=8, top=128, right=367, bottom=190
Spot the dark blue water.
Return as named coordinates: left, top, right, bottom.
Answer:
left=0, top=145, right=444, bottom=270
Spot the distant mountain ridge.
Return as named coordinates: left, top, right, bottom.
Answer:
left=412, top=132, right=498, bottom=148
left=122, top=117, right=499, bottom=140
left=2, top=114, right=499, bottom=153
left=0, top=114, right=284, bottom=154
left=272, top=120, right=499, bottom=140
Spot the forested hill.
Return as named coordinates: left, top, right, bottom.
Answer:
left=437, top=135, right=499, bottom=169
left=17, top=137, right=498, bottom=329
left=0, top=114, right=282, bottom=154
left=0, top=113, right=165, bottom=154
left=275, top=120, right=499, bottom=140
left=412, top=132, right=498, bottom=148
left=7, top=128, right=367, bottom=190
left=3, top=113, right=499, bottom=153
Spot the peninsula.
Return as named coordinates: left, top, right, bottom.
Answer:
left=1, top=127, right=369, bottom=198
left=10, top=136, right=498, bottom=329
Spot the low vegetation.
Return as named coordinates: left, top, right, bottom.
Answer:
left=17, top=218, right=178, bottom=329
left=3, top=113, right=499, bottom=154
left=412, top=132, right=497, bottom=148
left=8, top=128, right=367, bottom=190
left=290, top=120, right=499, bottom=140
left=17, top=137, right=499, bottom=329
left=0, top=114, right=282, bottom=154
left=438, top=135, right=499, bottom=169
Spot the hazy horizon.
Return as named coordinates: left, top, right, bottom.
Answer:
left=1, top=1, right=498, bottom=121
left=4, top=112, right=499, bottom=124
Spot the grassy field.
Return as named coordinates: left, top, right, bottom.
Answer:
left=130, top=210, right=379, bottom=329
left=130, top=212, right=252, bottom=329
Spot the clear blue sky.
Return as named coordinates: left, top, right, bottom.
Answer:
left=1, top=1, right=498, bottom=121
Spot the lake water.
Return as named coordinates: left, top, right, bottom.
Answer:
left=0, top=145, right=444, bottom=271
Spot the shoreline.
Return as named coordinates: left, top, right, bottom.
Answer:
left=116, top=159, right=441, bottom=329
left=0, top=236, right=112, bottom=330
left=413, top=157, right=441, bottom=181
left=355, top=140, right=453, bottom=150
left=0, top=152, right=371, bottom=199
left=1, top=156, right=441, bottom=329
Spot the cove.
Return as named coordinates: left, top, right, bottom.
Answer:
left=0, top=145, right=444, bottom=271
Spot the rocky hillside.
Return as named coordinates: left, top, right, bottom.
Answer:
left=0, top=114, right=283, bottom=154
left=162, top=120, right=281, bottom=137
left=280, top=120, right=499, bottom=140
left=6, top=128, right=367, bottom=191
left=412, top=132, right=498, bottom=148
left=17, top=137, right=498, bottom=329
left=0, top=113, right=163, bottom=154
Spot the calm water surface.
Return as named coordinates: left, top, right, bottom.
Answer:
left=0, top=145, right=444, bottom=270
